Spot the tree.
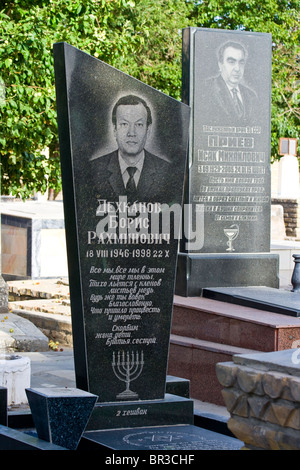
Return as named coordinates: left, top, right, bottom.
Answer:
left=0, top=0, right=299, bottom=198
left=0, top=0, right=191, bottom=198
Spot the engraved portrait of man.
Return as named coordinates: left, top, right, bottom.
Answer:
left=200, top=40, right=258, bottom=125
left=90, top=94, right=171, bottom=202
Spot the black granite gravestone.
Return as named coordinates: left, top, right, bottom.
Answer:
left=176, top=28, right=279, bottom=296
left=53, top=42, right=193, bottom=431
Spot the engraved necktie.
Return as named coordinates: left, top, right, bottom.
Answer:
left=231, top=88, right=244, bottom=118
left=126, top=166, right=137, bottom=194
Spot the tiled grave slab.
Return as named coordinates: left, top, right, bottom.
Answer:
left=82, top=424, right=243, bottom=450
left=203, top=286, right=300, bottom=317
left=172, top=296, right=300, bottom=351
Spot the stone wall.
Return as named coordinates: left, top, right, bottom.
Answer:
left=216, top=351, right=300, bottom=450
left=272, top=198, right=300, bottom=239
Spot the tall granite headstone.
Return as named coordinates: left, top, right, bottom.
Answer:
left=53, top=43, right=190, bottom=414
left=176, top=28, right=279, bottom=296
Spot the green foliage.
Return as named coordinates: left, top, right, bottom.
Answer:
left=0, top=0, right=299, bottom=197
left=0, top=0, right=191, bottom=198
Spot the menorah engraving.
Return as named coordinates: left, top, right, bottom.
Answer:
left=112, top=350, right=144, bottom=400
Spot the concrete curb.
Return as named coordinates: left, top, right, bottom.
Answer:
left=0, top=313, right=49, bottom=353
left=5, top=279, right=73, bottom=350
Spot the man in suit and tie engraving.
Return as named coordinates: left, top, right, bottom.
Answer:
left=201, top=41, right=258, bottom=125
left=91, top=94, right=171, bottom=202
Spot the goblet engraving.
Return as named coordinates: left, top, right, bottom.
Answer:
left=112, top=350, right=144, bottom=400
left=224, top=224, right=239, bottom=252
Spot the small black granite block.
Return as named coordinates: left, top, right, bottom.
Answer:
left=176, top=252, right=279, bottom=296
left=0, top=387, right=7, bottom=426
left=26, top=387, right=98, bottom=450
left=166, top=375, right=190, bottom=398
left=86, top=394, right=194, bottom=431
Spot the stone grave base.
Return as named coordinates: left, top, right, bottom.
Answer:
left=87, top=394, right=194, bottom=431
left=168, top=295, right=300, bottom=405
left=0, top=376, right=243, bottom=450
left=175, top=253, right=279, bottom=297
left=80, top=424, right=243, bottom=450
left=82, top=380, right=242, bottom=450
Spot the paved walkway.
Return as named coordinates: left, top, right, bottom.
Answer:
left=18, top=348, right=76, bottom=389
